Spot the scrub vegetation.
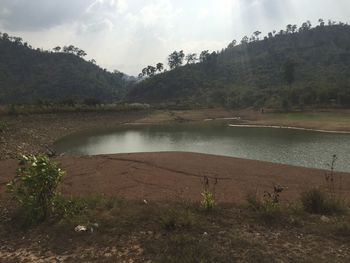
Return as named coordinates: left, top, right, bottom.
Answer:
left=1, top=154, right=349, bottom=262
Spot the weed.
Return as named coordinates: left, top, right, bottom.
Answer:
left=160, top=208, right=196, bottom=231
left=301, top=155, right=347, bottom=215
left=0, top=120, right=8, bottom=132
left=200, top=176, right=217, bottom=211
left=6, top=154, right=65, bottom=225
left=300, top=188, right=346, bottom=215
left=246, top=185, right=284, bottom=223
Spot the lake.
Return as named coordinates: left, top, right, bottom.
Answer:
left=53, top=122, right=350, bottom=172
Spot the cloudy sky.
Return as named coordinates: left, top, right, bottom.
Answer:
left=0, top=0, right=349, bottom=75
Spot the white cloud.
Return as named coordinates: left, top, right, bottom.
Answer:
left=0, top=0, right=349, bottom=75
left=197, top=8, right=209, bottom=20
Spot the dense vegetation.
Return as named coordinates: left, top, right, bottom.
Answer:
left=0, top=32, right=132, bottom=104
left=129, top=20, right=350, bottom=109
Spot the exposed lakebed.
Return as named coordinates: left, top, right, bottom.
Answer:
left=53, top=122, right=350, bottom=172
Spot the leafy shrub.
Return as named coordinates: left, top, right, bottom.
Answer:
left=6, top=154, right=65, bottom=225
left=300, top=188, right=346, bottom=215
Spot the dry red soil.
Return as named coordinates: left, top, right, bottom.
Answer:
left=1, top=152, right=349, bottom=203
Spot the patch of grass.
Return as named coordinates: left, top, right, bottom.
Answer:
left=160, top=208, right=197, bottom=232
left=300, top=188, right=347, bottom=215
left=332, top=222, right=350, bottom=238
left=145, top=232, right=234, bottom=263
left=246, top=186, right=284, bottom=224
left=0, top=120, right=8, bottom=132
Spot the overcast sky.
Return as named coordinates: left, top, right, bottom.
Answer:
left=0, top=0, right=349, bottom=75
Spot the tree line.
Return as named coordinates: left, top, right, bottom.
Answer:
left=138, top=18, right=349, bottom=80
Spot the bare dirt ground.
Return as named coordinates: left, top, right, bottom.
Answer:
left=1, top=152, right=349, bottom=203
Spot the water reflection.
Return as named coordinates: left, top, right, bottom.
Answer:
left=53, top=122, right=350, bottom=172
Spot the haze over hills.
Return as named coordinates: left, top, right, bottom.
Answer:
left=128, top=21, right=350, bottom=109
left=0, top=33, right=131, bottom=104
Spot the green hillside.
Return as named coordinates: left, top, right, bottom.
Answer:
left=0, top=33, right=130, bottom=104
left=128, top=22, right=350, bottom=109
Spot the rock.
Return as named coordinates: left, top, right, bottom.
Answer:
left=320, top=215, right=331, bottom=223
left=74, top=225, right=87, bottom=232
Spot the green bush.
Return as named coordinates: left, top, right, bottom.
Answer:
left=300, top=188, right=346, bottom=215
left=7, top=154, right=65, bottom=225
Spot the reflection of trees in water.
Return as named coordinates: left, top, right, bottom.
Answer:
left=54, top=124, right=350, bottom=172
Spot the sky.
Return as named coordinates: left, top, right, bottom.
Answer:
left=0, top=0, right=349, bottom=76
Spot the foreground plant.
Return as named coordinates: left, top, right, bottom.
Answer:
left=200, top=177, right=217, bottom=210
left=246, top=185, right=284, bottom=223
left=0, top=120, right=8, bottom=132
left=301, top=154, right=347, bottom=215
left=6, top=154, right=65, bottom=225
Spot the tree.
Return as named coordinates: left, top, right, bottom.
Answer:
left=199, top=50, right=210, bottom=62
left=156, top=63, right=164, bottom=72
left=253, top=31, right=261, bottom=41
left=2, top=33, right=9, bottom=40
left=53, top=46, right=61, bottom=52
left=146, top=66, right=157, bottom=77
left=284, top=60, right=296, bottom=86
left=241, top=36, right=249, bottom=44
left=300, top=21, right=312, bottom=32
left=185, top=53, right=198, bottom=64
left=318, top=18, right=325, bottom=27
left=168, top=50, right=185, bottom=69
left=227, top=40, right=237, bottom=48
left=77, top=49, right=87, bottom=57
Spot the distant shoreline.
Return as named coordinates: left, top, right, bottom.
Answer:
left=228, top=123, right=350, bottom=134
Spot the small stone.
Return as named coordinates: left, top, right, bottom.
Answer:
left=320, top=215, right=331, bottom=223
left=74, top=225, right=87, bottom=232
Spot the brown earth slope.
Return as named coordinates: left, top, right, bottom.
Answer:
left=1, top=152, right=349, bottom=203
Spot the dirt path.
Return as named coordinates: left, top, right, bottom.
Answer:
left=1, top=152, right=349, bottom=203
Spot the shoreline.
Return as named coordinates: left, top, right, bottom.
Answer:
left=228, top=123, right=350, bottom=134
left=1, top=108, right=350, bottom=160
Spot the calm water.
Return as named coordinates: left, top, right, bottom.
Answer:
left=53, top=122, right=350, bottom=172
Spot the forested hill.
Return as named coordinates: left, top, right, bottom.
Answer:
left=0, top=33, right=130, bottom=104
left=128, top=21, right=350, bottom=109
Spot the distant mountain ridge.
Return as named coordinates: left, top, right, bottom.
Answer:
left=0, top=33, right=131, bottom=104
left=128, top=21, right=350, bottom=109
